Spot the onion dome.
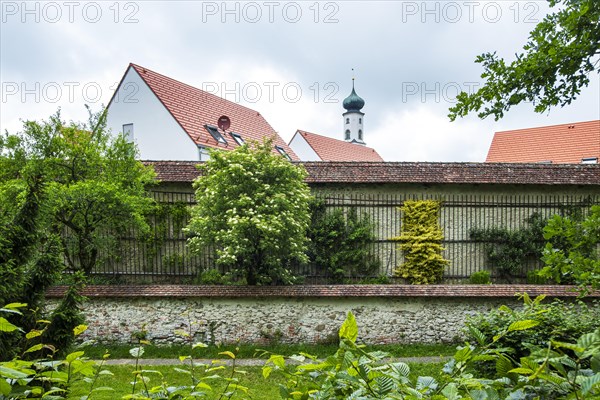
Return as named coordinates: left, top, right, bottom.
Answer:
left=343, top=81, right=365, bottom=112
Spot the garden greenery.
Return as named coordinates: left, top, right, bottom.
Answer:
left=185, top=138, right=311, bottom=285
left=2, top=295, right=600, bottom=399
left=0, top=175, right=84, bottom=360
left=465, top=293, right=600, bottom=376
left=393, top=200, right=449, bottom=284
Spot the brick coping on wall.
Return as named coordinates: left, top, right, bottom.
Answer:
left=45, top=284, right=598, bottom=299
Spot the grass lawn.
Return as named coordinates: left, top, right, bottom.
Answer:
left=78, top=342, right=456, bottom=360
left=69, top=363, right=445, bottom=399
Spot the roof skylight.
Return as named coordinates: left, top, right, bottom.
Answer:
left=205, top=125, right=228, bottom=145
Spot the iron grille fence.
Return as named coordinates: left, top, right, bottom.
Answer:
left=77, top=191, right=599, bottom=284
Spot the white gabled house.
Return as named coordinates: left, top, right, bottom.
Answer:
left=106, top=63, right=298, bottom=161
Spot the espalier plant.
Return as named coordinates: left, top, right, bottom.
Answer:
left=393, top=200, right=449, bottom=284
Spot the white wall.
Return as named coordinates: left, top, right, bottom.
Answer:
left=106, top=67, right=198, bottom=160
left=289, top=131, right=321, bottom=161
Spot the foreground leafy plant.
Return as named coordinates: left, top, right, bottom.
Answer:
left=263, top=306, right=600, bottom=399
left=465, top=293, right=600, bottom=375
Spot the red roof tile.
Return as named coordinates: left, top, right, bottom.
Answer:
left=46, top=284, right=599, bottom=298
left=144, top=160, right=600, bottom=185
left=294, top=130, right=384, bottom=161
left=486, top=120, right=600, bottom=163
left=124, top=64, right=298, bottom=160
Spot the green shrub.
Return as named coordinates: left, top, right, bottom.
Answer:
left=266, top=309, right=600, bottom=399
left=469, top=270, right=491, bottom=284
left=541, top=204, right=600, bottom=289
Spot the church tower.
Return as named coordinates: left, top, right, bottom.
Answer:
left=342, top=78, right=365, bottom=145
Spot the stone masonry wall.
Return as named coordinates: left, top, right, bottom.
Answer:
left=48, top=296, right=511, bottom=345
left=46, top=285, right=596, bottom=346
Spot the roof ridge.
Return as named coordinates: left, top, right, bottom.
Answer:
left=496, top=119, right=600, bottom=134
left=130, top=63, right=267, bottom=118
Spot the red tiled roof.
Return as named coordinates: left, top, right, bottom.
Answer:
left=45, top=284, right=599, bottom=298
left=486, top=120, right=600, bottom=163
left=123, top=63, right=299, bottom=160
left=294, top=130, right=384, bottom=161
left=144, top=160, right=600, bottom=185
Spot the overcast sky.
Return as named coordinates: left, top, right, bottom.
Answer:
left=1, top=0, right=599, bottom=162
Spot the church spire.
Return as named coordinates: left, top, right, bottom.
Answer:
left=342, top=70, right=365, bottom=145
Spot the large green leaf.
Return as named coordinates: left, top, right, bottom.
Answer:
left=339, top=312, right=358, bottom=343
left=506, top=320, right=540, bottom=333
left=0, top=317, right=19, bottom=332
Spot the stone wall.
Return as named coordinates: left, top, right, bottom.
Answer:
left=46, top=285, right=597, bottom=345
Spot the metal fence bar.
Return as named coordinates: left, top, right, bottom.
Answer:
left=73, top=191, right=599, bottom=284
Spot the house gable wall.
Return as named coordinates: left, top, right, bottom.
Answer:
left=106, top=67, right=198, bottom=160
left=289, top=131, right=321, bottom=161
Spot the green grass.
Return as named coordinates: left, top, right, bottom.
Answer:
left=68, top=362, right=446, bottom=399
left=77, top=342, right=456, bottom=360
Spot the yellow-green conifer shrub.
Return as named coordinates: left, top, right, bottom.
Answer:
left=393, top=200, right=449, bottom=284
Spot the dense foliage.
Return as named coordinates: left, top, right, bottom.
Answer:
left=394, top=200, right=448, bottom=284
left=307, top=199, right=380, bottom=283
left=465, top=293, right=600, bottom=375
left=186, top=138, right=312, bottom=285
left=470, top=212, right=547, bottom=281
left=0, top=108, right=155, bottom=359
left=449, top=0, right=600, bottom=121
left=540, top=204, right=600, bottom=289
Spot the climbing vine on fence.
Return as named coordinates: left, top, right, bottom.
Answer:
left=307, top=199, right=380, bottom=282
left=138, top=201, right=192, bottom=271
left=393, top=200, right=448, bottom=284
left=470, top=212, right=547, bottom=281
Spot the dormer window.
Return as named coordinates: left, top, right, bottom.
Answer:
left=205, top=125, right=228, bottom=145
left=275, top=145, right=292, bottom=161
left=230, top=132, right=245, bottom=146
left=582, top=157, right=598, bottom=164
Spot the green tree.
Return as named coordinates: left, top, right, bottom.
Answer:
left=185, top=138, right=311, bottom=285
left=0, top=108, right=155, bottom=358
left=0, top=107, right=156, bottom=274
left=0, top=175, right=82, bottom=359
left=449, top=0, right=599, bottom=121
